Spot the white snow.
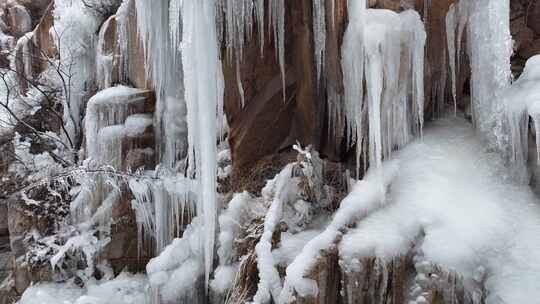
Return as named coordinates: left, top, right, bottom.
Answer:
left=272, top=230, right=321, bottom=266
left=146, top=217, right=204, bottom=303
left=339, top=116, right=540, bottom=304
left=124, top=114, right=153, bottom=137
left=253, top=164, right=295, bottom=304
left=217, top=192, right=252, bottom=265
left=18, top=272, right=150, bottom=304
left=84, top=85, right=146, bottom=164
left=211, top=265, right=237, bottom=294
left=278, top=159, right=399, bottom=301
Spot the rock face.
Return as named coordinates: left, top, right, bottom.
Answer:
left=13, top=2, right=56, bottom=93
left=512, top=0, right=540, bottom=75
left=7, top=5, right=32, bottom=37
left=224, top=0, right=540, bottom=185
left=225, top=0, right=453, bottom=185
left=224, top=0, right=320, bottom=185
left=95, top=0, right=150, bottom=90
left=526, top=0, right=540, bottom=35
left=278, top=236, right=485, bottom=304
left=0, top=0, right=539, bottom=302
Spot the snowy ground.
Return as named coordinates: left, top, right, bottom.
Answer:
left=19, top=272, right=150, bottom=304
left=341, top=116, right=540, bottom=303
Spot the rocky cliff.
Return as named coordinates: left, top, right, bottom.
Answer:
left=0, top=0, right=539, bottom=304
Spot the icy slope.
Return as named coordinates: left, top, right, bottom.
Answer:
left=340, top=116, right=540, bottom=303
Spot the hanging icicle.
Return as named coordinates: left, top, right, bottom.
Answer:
left=342, top=6, right=426, bottom=175
left=181, top=0, right=224, bottom=291
left=312, top=0, right=326, bottom=84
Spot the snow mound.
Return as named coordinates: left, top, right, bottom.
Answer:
left=19, top=272, right=149, bottom=304
left=340, top=117, right=540, bottom=303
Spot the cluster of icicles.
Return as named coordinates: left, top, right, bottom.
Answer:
left=86, top=0, right=538, bottom=302
left=113, top=0, right=428, bottom=299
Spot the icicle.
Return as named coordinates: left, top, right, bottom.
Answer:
left=134, top=0, right=187, bottom=168
left=423, top=0, right=431, bottom=34
left=181, top=0, right=223, bottom=291
left=410, top=13, right=426, bottom=138
left=446, top=4, right=457, bottom=115
left=269, top=0, right=286, bottom=100
left=534, top=116, right=540, bottom=164
left=236, top=55, right=245, bottom=107
left=116, top=0, right=130, bottom=83
left=96, top=16, right=114, bottom=90
left=97, top=125, right=125, bottom=168
left=16, top=33, right=34, bottom=82
left=341, top=0, right=366, bottom=176
left=455, top=0, right=469, bottom=78
left=363, top=11, right=392, bottom=170
left=331, top=0, right=335, bottom=30
left=467, top=0, right=513, bottom=166
left=312, top=0, right=326, bottom=83
left=129, top=176, right=196, bottom=255
left=342, top=6, right=425, bottom=175
left=256, top=0, right=265, bottom=56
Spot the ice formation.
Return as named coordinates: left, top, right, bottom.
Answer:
left=446, top=4, right=457, bottom=114
left=500, top=56, right=540, bottom=171
left=467, top=0, right=512, bottom=136
left=342, top=6, right=426, bottom=174
left=146, top=217, right=205, bottom=303
left=217, top=0, right=288, bottom=105
left=312, top=0, right=326, bottom=83
left=442, top=0, right=517, bottom=176
left=96, top=16, right=115, bottom=90
left=53, top=0, right=100, bottom=147
left=132, top=0, right=187, bottom=168
left=129, top=176, right=196, bottom=254
left=18, top=272, right=150, bottom=304
left=180, top=0, right=224, bottom=290
left=85, top=85, right=148, bottom=164
left=339, top=117, right=540, bottom=303
left=13, top=1, right=540, bottom=304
